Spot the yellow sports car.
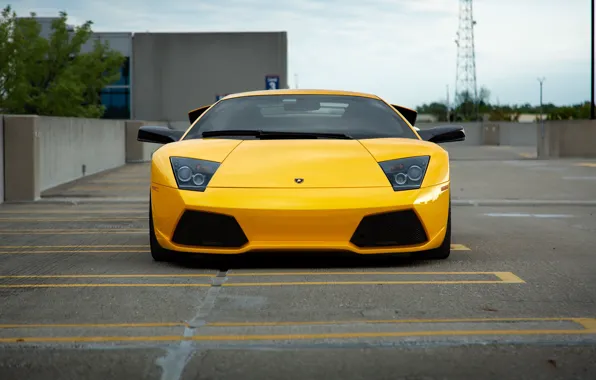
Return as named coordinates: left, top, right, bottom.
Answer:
left=138, top=89, right=465, bottom=262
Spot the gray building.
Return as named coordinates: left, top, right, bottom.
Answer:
left=27, top=17, right=288, bottom=124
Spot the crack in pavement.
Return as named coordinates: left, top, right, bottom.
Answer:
left=156, top=269, right=228, bottom=380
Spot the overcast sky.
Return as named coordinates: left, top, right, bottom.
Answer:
left=9, top=0, right=593, bottom=108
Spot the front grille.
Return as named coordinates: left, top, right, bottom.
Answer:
left=350, top=209, right=428, bottom=248
left=171, top=210, right=248, bottom=248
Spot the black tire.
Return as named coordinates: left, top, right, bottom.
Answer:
left=149, top=199, right=174, bottom=262
left=413, top=204, right=451, bottom=260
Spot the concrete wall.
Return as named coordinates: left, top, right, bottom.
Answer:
left=38, top=117, right=126, bottom=192
left=538, top=120, right=596, bottom=158
left=416, top=122, right=483, bottom=146
left=126, top=120, right=166, bottom=162
left=132, top=32, right=288, bottom=123
left=3, top=114, right=596, bottom=202
left=498, top=123, right=538, bottom=146
left=416, top=121, right=537, bottom=147
left=0, top=116, right=4, bottom=204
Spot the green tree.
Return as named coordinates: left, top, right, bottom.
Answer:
left=0, top=5, right=125, bottom=117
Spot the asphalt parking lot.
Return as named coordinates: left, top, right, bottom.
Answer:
left=1, top=145, right=595, bottom=379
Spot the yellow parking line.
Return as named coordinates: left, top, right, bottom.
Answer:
left=0, top=274, right=215, bottom=279
left=0, top=217, right=146, bottom=222
left=0, top=322, right=188, bottom=329
left=0, top=230, right=145, bottom=235
left=575, top=162, right=596, bottom=168
left=451, top=244, right=470, bottom=250
left=493, top=272, right=526, bottom=283
left=0, top=210, right=146, bottom=214
left=228, top=271, right=502, bottom=276
left=1, top=326, right=595, bottom=344
left=221, top=280, right=519, bottom=286
left=0, top=250, right=147, bottom=254
left=0, top=284, right=211, bottom=288
left=518, top=153, right=535, bottom=158
left=0, top=245, right=148, bottom=249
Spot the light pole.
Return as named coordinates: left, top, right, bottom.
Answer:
left=538, top=77, right=546, bottom=138
left=591, top=0, right=594, bottom=119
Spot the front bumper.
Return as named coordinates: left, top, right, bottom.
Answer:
left=151, top=183, right=450, bottom=255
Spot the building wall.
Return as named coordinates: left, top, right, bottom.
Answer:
left=132, top=32, right=288, bottom=123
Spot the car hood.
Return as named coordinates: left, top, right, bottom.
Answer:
left=154, top=138, right=445, bottom=189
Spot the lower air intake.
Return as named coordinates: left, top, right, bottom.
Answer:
left=172, top=210, right=248, bottom=248
left=350, top=209, right=428, bottom=248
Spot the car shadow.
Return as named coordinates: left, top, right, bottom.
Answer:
left=166, top=250, right=438, bottom=270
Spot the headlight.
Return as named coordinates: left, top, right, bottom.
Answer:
left=379, top=156, right=430, bottom=191
left=170, top=157, right=220, bottom=191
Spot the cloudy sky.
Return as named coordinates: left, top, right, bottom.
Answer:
left=9, top=0, right=592, bottom=108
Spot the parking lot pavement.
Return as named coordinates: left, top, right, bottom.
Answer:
left=1, top=146, right=596, bottom=379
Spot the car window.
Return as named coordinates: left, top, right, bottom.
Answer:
left=184, top=94, right=418, bottom=140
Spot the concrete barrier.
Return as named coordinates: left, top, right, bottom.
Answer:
left=417, top=121, right=538, bottom=148
left=416, top=122, right=483, bottom=145
left=2, top=115, right=162, bottom=202
left=0, top=115, right=4, bottom=204
left=2, top=114, right=595, bottom=202
left=38, top=117, right=126, bottom=192
left=126, top=120, right=166, bottom=162
left=537, top=120, right=596, bottom=158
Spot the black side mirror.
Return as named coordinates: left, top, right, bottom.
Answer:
left=417, top=125, right=466, bottom=144
left=137, top=126, right=185, bottom=144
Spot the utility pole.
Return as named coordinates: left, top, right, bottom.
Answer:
left=591, top=0, right=595, bottom=119
left=538, top=77, right=546, bottom=138
left=448, top=85, right=452, bottom=121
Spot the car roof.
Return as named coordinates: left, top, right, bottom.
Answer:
left=223, top=89, right=381, bottom=100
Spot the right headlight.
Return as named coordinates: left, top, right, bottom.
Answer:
left=379, top=156, right=430, bottom=191
left=170, top=157, right=220, bottom=191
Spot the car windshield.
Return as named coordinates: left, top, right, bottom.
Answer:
left=183, top=94, right=418, bottom=140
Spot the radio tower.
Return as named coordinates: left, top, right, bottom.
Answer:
left=454, top=0, right=478, bottom=120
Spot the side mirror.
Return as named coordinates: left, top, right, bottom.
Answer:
left=137, top=126, right=184, bottom=144
left=417, top=125, right=465, bottom=144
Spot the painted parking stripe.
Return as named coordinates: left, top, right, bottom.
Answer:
left=0, top=271, right=510, bottom=279
left=0, top=210, right=147, bottom=214
left=575, top=162, right=596, bottom=168
left=1, top=324, right=595, bottom=344
left=0, top=217, right=146, bottom=222
left=484, top=213, right=574, bottom=218
left=0, top=229, right=146, bottom=235
left=0, top=272, right=524, bottom=287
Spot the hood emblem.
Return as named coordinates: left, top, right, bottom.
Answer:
left=294, top=178, right=304, bottom=184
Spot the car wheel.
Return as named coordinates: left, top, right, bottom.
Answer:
left=149, top=199, right=174, bottom=262
left=413, top=204, right=451, bottom=260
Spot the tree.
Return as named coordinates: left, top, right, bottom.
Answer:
left=0, top=5, right=125, bottom=117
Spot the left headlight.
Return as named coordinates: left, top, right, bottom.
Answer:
left=170, top=157, right=220, bottom=192
left=379, top=156, right=430, bottom=191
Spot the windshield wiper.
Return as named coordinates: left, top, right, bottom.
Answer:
left=202, top=130, right=353, bottom=140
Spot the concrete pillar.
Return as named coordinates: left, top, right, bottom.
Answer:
left=125, top=120, right=164, bottom=163
left=537, top=122, right=560, bottom=159
left=125, top=120, right=146, bottom=163
left=3, top=115, right=41, bottom=201
left=482, top=123, right=500, bottom=145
